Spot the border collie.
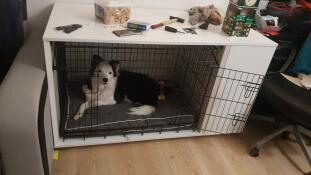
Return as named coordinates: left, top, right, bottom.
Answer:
left=73, top=55, right=158, bottom=120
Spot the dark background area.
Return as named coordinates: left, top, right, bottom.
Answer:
left=0, top=0, right=25, bottom=83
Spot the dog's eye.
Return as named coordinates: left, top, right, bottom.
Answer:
left=109, top=72, right=112, bottom=74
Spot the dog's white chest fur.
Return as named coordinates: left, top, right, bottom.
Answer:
left=86, top=77, right=117, bottom=105
left=73, top=77, right=117, bottom=120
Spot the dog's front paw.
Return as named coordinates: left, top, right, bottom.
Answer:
left=110, top=99, right=117, bottom=105
left=106, top=99, right=117, bottom=105
left=73, top=113, right=83, bottom=120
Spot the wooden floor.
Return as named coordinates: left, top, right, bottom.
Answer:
left=53, top=119, right=311, bottom=175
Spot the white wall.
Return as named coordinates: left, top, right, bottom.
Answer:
left=27, top=0, right=229, bottom=30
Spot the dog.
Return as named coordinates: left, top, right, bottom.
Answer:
left=73, top=55, right=159, bottom=120
left=73, top=55, right=118, bottom=120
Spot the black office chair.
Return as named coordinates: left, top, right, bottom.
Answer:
left=249, top=41, right=311, bottom=173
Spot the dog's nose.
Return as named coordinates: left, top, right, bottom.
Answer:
left=103, top=78, right=108, bottom=83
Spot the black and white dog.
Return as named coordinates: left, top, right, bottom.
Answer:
left=73, top=55, right=159, bottom=120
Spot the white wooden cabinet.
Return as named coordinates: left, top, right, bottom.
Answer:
left=43, top=2, right=277, bottom=148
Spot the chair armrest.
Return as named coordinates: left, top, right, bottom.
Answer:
left=267, top=43, right=297, bottom=75
left=0, top=31, right=50, bottom=175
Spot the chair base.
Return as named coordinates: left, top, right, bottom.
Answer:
left=249, top=125, right=311, bottom=171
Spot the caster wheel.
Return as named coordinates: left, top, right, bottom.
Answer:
left=249, top=147, right=260, bottom=157
left=281, top=131, right=290, bottom=140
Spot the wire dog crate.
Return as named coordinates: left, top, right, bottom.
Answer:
left=52, top=42, right=264, bottom=140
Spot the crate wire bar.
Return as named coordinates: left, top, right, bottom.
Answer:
left=199, top=66, right=264, bottom=134
left=53, top=42, right=263, bottom=140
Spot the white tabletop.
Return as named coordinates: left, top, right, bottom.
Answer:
left=43, top=2, right=277, bottom=47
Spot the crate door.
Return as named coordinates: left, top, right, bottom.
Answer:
left=199, top=67, right=263, bottom=134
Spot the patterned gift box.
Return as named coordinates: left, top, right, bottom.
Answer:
left=222, top=2, right=257, bottom=37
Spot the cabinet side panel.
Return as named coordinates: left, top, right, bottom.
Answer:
left=224, top=46, right=276, bottom=74
left=44, top=41, right=60, bottom=145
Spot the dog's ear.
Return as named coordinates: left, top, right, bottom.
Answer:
left=92, top=55, right=104, bottom=67
left=90, top=55, right=104, bottom=76
left=109, top=61, right=120, bottom=77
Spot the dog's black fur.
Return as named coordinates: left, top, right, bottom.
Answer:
left=115, top=70, right=159, bottom=107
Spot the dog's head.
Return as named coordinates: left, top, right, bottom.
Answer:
left=91, top=55, right=120, bottom=84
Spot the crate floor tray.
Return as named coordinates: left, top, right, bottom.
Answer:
left=60, top=82, right=196, bottom=137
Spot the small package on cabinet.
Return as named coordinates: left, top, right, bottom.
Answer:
left=95, top=0, right=133, bottom=24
